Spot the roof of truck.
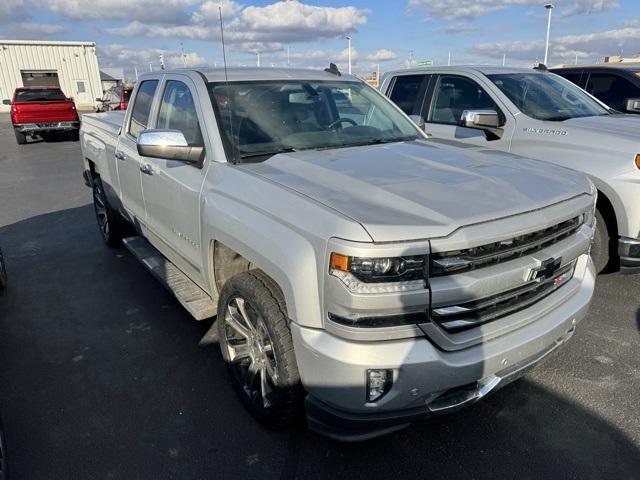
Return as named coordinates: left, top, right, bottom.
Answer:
left=141, top=67, right=361, bottom=83
left=385, top=65, right=542, bottom=76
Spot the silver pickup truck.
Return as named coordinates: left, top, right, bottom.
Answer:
left=80, top=67, right=595, bottom=440
left=381, top=66, right=640, bottom=274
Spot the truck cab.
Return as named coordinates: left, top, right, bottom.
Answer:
left=381, top=66, right=640, bottom=274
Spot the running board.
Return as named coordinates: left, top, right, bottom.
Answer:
left=122, top=236, right=217, bottom=321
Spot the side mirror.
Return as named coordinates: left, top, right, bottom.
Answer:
left=625, top=98, right=640, bottom=113
left=409, top=114, right=426, bottom=130
left=137, top=129, right=204, bottom=166
left=460, top=110, right=500, bottom=129
left=2, top=99, right=11, bottom=106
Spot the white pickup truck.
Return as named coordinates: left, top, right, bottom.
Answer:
left=80, top=67, right=596, bottom=440
left=381, top=66, right=640, bottom=274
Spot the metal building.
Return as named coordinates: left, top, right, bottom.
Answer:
left=0, top=39, right=102, bottom=112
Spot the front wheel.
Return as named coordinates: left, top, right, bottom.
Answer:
left=92, top=175, right=125, bottom=247
left=0, top=248, right=7, bottom=291
left=590, top=208, right=613, bottom=273
left=218, top=270, right=303, bottom=429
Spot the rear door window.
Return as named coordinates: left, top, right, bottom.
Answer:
left=586, top=73, right=640, bottom=111
left=15, top=89, right=66, bottom=102
left=128, top=80, right=158, bottom=139
left=555, top=71, right=585, bottom=88
left=388, top=75, right=427, bottom=115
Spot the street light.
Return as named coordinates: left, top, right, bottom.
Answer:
left=543, top=3, right=554, bottom=66
left=344, top=35, right=352, bottom=74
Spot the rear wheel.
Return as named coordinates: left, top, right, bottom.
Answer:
left=218, top=270, right=303, bottom=429
left=92, top=175, right=125, bottom=247
left=14, top=129, right=26, bottom=145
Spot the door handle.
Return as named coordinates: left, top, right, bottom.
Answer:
left=115, top=151, right=126, bottom=161
left=140, top=164, right=153, bottom=175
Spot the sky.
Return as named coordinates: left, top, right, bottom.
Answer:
left=0, top=0, right=638, bottom=80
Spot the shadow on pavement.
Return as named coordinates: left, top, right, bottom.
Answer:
left=0, top=205, right=638, bottom=479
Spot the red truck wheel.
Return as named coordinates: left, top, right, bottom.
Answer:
left=14, top=130, right=27, bottom=145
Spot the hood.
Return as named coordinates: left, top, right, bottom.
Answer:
left=562, top=113, right=640, bottom=139
left=240, top=141, right=592, bottom=242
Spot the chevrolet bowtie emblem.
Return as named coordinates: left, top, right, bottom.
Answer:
left=528, top=257, right=562, bottom=282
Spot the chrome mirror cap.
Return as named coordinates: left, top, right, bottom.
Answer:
left=460, top=110, right=500, bottom=129
left=136, top=129, right=204, bottom=166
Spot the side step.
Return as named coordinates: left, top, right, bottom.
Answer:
left=122, top=236, right=217, bottom=321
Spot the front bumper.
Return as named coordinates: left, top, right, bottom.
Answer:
left=294, top=257, right=595, bottom=441
left=619, top=237, right=640, bottom=274
left=15, top=122, right=79, bottom=133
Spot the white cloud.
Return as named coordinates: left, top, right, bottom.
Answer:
left=105, top=1, right=368, bottom=53
left=16, top=22, right=65, bottom=35
left=47, top=0, right=199, bottom=23
left=469, top=27, right=640, bottom=65
left=435, top=22, right=479, bottom=34
left=407, top=0, right=618, bottom=20
left=367, top=49, right=398, bottom=61
left=98, top=44, right=210, bottom=71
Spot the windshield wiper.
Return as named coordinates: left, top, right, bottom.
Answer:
left=342, top=136, right=419, bottom=148
left=544, top=116, right=571, bottom=122
left=239, top=147, right=298, bottom=160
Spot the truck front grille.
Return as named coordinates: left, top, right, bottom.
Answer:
left=431, top=261, right=576, bottom=333
left=430, top=216, right=582, bottom=276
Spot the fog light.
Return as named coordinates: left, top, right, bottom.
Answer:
left=366, top=369, right=393, bottom=402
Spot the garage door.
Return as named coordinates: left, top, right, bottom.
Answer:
left=21, top=70, right=60, bottom=88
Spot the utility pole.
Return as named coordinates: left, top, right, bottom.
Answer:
left=149, top=63, right=153, bottom=72
left=502, top=53, right=506, bottom=66
left=134, top=66, right=139, bottom=81
left=180, top=42, right=187, bottom=67
left=255, top=51, right=260, bottom=67
left=543, top=3, right=554, bottom=66
left=345, top=35, right=352, bottom=74
left=447, top=51, right=451, bottom=66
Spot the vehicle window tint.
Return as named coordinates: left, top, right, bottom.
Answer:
left=15, top=89, right=66, bottom=102
left=555, top=72, right=584, bottom=87
left=157, top=80, right=203, bottom=146
left=428, top=75, right=500, bottom=125
left=586, top=73, right=640, bottom=111
left=128, top=80, right=158, bottom=139
left=388, top=75, right=426, bottom=115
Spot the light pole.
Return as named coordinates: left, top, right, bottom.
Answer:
left=543, top=3, right=554, bottom=66
left=255, top=51, right=260, bottom=67
left=344, top=35, right=352, bottom=74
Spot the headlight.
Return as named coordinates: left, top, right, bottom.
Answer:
left=329, top=252, right=426, bottom=294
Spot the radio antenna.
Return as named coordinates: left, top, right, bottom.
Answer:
left=218, top=2, right=237, bottom=161
left=218, top=2, right=230, bottom=84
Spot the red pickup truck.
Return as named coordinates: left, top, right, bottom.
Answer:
left=3, top=87, right=80, bottom=145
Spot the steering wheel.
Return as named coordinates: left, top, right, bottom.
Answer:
left=328, top=118, right=358, bottom=129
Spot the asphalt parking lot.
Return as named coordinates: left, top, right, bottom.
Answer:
left=0, top=114, right=639, bottom=480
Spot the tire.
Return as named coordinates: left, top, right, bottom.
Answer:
left=218, top=270, right=303, bottom=429
left=14, top=129, right=26, bottom=145
left=92, top=175, right=125, bottom=247
left=0, top=248, right=7, bottom=291
left=591, top=208, right=611, bottom=273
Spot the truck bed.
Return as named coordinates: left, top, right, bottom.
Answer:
left=81, top=111, right=125, bottom=137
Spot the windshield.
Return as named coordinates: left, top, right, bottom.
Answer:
left=208, top=80, right=420, bottom=161
left=15, top=89, right=66, bottom=102
left=488, top=73, right=609, bottom=121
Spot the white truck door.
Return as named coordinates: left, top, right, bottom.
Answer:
left=422, top=73, right=514, bottom=151
left=138, top=75, right=207, bottom=287
left=115, top=79, right=159, bottom=225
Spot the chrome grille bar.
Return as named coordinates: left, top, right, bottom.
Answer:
left=431, top=262, right=576, bottom=333
left=431, top=216, right=582, bottom=276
